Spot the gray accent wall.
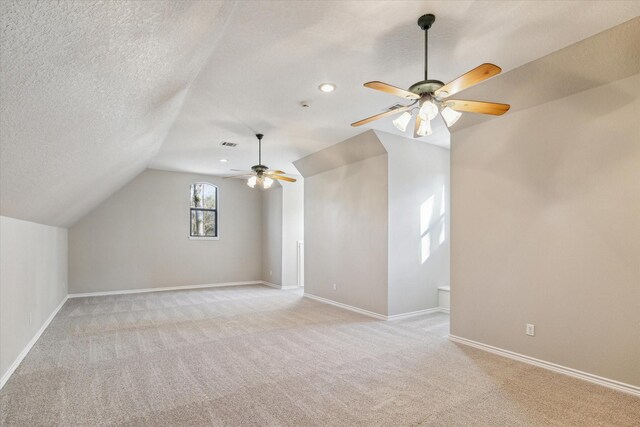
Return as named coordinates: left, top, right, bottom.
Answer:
left=450, top=72, right=640, bottom=386
left=69, top=169, right=262, bottom=293
left=0, top=216, right=68, bottom=381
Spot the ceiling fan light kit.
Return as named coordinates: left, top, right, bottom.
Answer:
left=351, top=13, right=510, bottom=137
left=224, top=133, right=297, bottom=189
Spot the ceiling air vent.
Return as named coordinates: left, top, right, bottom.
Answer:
left=221, top=141, right=237, bottom=147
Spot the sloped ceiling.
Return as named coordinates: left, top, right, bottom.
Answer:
left=2, top=1, right=639, bottom=227
left=0, top=0, right=235, bottom=226
left=150, top=1, right=640, bottom=178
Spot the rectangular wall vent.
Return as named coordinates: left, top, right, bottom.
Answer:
left=221, top=141, right=237, bottom=147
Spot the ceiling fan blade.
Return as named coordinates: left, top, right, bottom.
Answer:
left=364, top=81, right=420, bottom=100
left=265, top=170, right=285, bottom=175
left=223, top=173, right=254, bottom=180
left=271, top=175, right=297, bottom=183
left=445, top=99, right=510, bottom=115
left=351, top=106, right=411, bottom=127
left=413, top=114, right=423, bottom=138
left=435, top=64, right=501, bottom=99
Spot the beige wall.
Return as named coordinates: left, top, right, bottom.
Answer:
left=262, top=185, right=283, bottom=285
left=69, top=169, right=262, bottom=293
left=281, top=181, right=304, bottom=288
left=0, top=216, right=68, bottom=382
left=377, top=131, right=451, bottom=316
left=304, top=154, right=389, bottom=315
left=450, top=73, right=640, bottom=386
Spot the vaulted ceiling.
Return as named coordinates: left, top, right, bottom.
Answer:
left=1, top=1, right=639, bottom=227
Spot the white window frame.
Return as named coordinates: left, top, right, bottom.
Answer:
left=189, top=182, right=220, bottom=241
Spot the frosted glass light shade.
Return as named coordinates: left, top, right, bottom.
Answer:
left=419, top=100, right=438, bottom=121
left=263, top=177, right=274, bottom=189
left=247, top=176, right=257, bottom=188
left=441, top=106, right=462, bottom=127
left=416, top=118, right=432, bottom=137
left=392, top=112, right=412, bottom=132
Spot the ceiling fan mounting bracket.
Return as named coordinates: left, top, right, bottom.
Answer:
left=409, top=79, right=444, bottom=96
left=417, top=14, right=435, bottom=31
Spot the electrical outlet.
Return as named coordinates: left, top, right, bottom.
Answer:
left=332, top=283, right=337, bottom=291
left=29, top=312, right=32, bottom=325
left=526, top=324, right=535, bottom=336
left=269, top=270, right=272, bottom=276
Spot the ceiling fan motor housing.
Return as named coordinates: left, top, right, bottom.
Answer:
left=409, top=79, right=445, bottom=97
left=251, top=164, right=268, bottom=176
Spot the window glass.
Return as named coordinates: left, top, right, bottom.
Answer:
left=190, top=183, right=217, bottom=237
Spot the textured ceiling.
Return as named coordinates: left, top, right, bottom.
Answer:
left=2, top=1, right=639, bottom=227
left=150, top=0, right=640, bottom=178
left=0, top=0, right=235, bottom=226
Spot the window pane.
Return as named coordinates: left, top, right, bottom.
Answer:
left=203, top=211, right=216, bottom=236
left=191, top=209, right=216, bottom=237
left=203, top=184, right=216, bottom=209
left=191, top=184, right=204, bottom=208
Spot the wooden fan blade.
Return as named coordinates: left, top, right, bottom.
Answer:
left=413, top=114, right=423, bottom=138
left=351, top=106, right=410, bottom=127
left=364, top=81, right=420, bottom=100
left=435, top=64, right=501, bottom=98
left=271, top=175, right=297, bottom=183
left=265, top=170, right=285, bottom=175
left=230, top=169, right=252, bottom=172
left=446, top=99, right=510, bottom=116
left=223, top=173, right=254, bottom=180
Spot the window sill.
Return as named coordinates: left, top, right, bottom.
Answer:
left=189, top=236, right=220, bottom=241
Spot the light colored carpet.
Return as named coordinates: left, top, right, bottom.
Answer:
left=1, top=284, right=638, bottom=426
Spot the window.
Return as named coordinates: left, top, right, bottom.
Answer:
left=190, top=183, right=218, bottom=239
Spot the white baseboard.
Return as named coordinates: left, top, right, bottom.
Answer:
left=67, top=281, right=263, bottom=298
left=303, top=293, right=387, bottom=320
left=304, top=293, right=447, bottom=321
left=386, top=307, right=443, bottom=320
left=0, top=295, right=68, bottom=391
left=449, top=334, right=640, bottom=397
left=439, top=307, right=450, bottom=313
left=261, top=281, right=299, bottom=290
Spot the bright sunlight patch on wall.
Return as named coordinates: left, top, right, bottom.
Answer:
left=420, top=184, right=446, bottom=263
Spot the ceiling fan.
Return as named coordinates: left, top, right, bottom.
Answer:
left=351, top=14, right=510, bottom=137
left=225, top=133, right=297, bottom=189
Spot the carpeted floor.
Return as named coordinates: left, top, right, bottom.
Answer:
left=1, top=285, right=638, bottom=426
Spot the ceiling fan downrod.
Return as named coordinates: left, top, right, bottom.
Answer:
left=256, top=133, right=263, bottom=167
left=418, top=14, right=435, bottom=80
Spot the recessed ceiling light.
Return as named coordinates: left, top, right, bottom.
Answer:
left=219, top=159, right=228, bottom=163
left=318, top=83, right=336, bottom=93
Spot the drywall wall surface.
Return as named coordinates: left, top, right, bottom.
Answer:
left=304, top=154, right=389, bottom=315
left=281, top=181, right=304, bottom=288
left=69, top=169, right=262, bottom=293
left=262, top=185, right=283, bottom=285
left=0, top=216, right=68, bottom=380
left=376, top=131, right=450, bottom=316
left=450, top=72, right=640, bottom=386
left=294, top=130, right=386, bottom=178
